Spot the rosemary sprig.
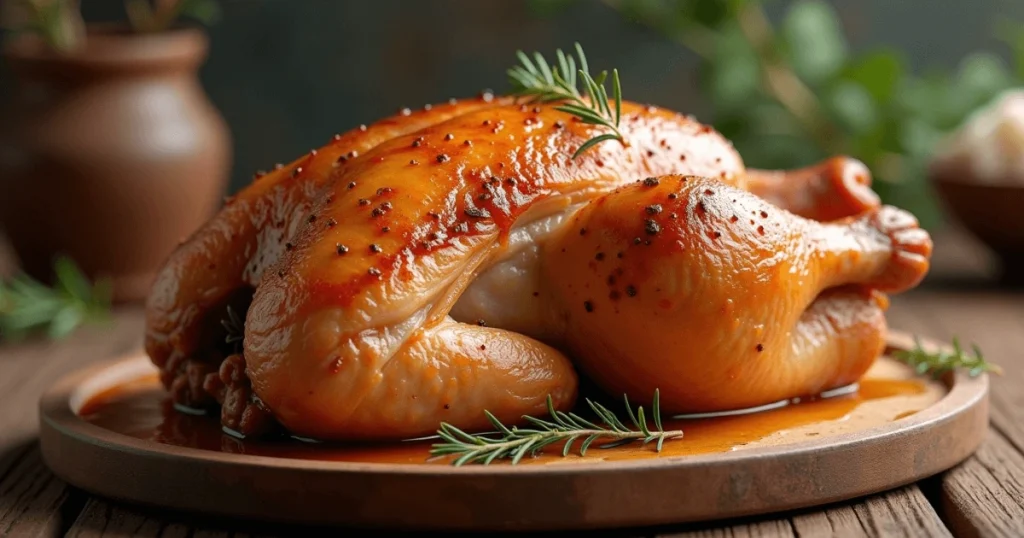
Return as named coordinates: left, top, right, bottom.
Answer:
left=507, top=43, right=624, bottom=158
left=0, top=256, right=111, bottom=341
left=894, top=337, right=1002, bottom=378
left=430, top=389, right=683, bottom=466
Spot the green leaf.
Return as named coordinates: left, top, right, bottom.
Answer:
left=53, top=256, right=91, bottom=301
left=782, top=0, right=848, bottom=84
left=841, top=50, right=905, bottom=104
left=572, top=133, right=620, bottom=158
left=178, top=0, right=222, bottom=26
left=826, top=81, right=878, bottom=135
left=48, top=305, right=84, bottom=340
left=995, top=20, right=1024, bottom=80
left=731, top=132, right=825, bottom=170
left=898, top=117, right=945, bottom=158
left=705, top=22, right=760, bottom=114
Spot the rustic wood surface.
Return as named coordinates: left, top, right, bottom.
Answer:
left=2, top=230, right=1024, bottom=537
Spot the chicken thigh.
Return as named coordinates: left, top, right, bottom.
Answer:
left=543, top=175, right=930, bottom=411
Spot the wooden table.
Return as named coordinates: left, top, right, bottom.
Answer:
left=2, top=231, right=1023, bottom=537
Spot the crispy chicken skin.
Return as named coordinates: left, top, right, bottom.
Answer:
left=543, top=176, right=930, bottom=411
left=145, top=95, right=928, bottom=441
left=243, top=102, right=748, bottom=439
left=145, top=96, right=508, bottom=410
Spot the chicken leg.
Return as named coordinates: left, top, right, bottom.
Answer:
left=542, top=175, right=931, bottom=412
left=746, top=156, right=880, bottom=221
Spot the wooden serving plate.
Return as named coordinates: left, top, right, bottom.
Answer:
left=39, top=331, right=988, bottom=531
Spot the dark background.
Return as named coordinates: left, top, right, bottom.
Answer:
left=3, top=0, right=1022, bottom=194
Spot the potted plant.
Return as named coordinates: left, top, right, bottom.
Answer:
left=0, top=0, right=230, bottom=303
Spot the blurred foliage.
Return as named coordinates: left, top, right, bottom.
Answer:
left=2, top=0, right=219, bottom=53
left=125, top=0, right=220, bottom=33
left=531, top=0, right=1024, bottom=228
left=0, top=257, right=111, bottom=342
left=3, top=0, right=85, bottom=52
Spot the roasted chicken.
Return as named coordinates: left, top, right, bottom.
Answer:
left=145, top=94, right=929, bottom=440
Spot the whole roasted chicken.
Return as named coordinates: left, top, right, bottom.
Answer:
left=145, top=87, right=930, bottom=441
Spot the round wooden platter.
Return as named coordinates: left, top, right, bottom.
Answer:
left=39, top=330, right=988, bottom=532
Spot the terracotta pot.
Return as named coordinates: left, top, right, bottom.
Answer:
left=0, top=27, right=230, bottom=302
left=931, top=168, right=1024, bottom=287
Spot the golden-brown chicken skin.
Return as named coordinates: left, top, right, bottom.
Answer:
left=145, top=96, right=508, bottom=411
left=244, top=101, right=748, bottom=440
left=144, top=92, right=923, bottom=441
left=543, top=175, right=930, bottom=411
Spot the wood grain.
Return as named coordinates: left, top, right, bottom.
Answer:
left=655, top=486, right=951, bottom=538
left=941, top=430, right=1024, bottom=538
left=57, top=485, right=950, bottom=538
left=0, top=309, right=142, bottom=537
left=889, top=291, right=1024, bottom=538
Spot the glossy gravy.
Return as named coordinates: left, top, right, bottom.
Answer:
left=79, top=359, right=943, bottom=465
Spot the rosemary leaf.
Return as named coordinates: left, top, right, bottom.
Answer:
left=508, top=43, right=624, bottom=157
left=580, top=434, right=600, bottom=457
left=0, top=256, right=110, bottom=341
left=430, top=391, right=683, bottom=465
left=571, top=133, right=621, bottom=159
left=893, top=337, right=1002, bottom=378
left=653, top=388, right=663, bottom=431
left=562, top=434, right=580, bottom=457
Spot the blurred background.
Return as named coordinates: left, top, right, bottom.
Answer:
left=2, top=0, right=1024, bottom=337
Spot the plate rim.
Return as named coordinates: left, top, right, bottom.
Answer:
left=40, top=331, right=986, bottom=475
left=37, top=330, right=990, bottom=530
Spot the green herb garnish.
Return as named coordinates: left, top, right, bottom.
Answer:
left=220, top=304, right=245, bottom=351
left=430, top=389, right=682, bottom=466
left=894, top=337, right=1002, bottom=378
left=0, top=256, right=111, bottom=341
left=507, top=43, right=624, bottom=158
